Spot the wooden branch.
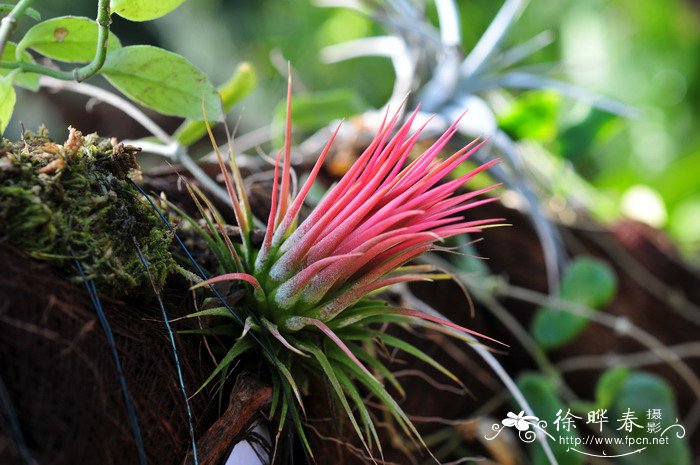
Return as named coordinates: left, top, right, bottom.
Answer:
left=184, top=375, right=271, bottom=465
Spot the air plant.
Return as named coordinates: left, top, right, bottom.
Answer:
left=181, top=77, right=505, bottom=460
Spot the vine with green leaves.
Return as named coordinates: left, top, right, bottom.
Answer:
left=0, top=0, right=225, bottom=133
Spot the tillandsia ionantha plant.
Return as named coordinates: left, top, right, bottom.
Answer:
left=182, top=77, right=507, bottom=460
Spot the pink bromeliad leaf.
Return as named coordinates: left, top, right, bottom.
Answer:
left=191, top=273, right=262, bottom=291
left=191, top=78, right=509, bottom=461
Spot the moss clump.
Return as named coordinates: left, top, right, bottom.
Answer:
left=0, top=126, right=174, bottom=297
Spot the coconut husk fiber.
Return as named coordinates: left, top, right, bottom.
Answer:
left=0, top=243, right=218, bottom=465
left=2, top=160, right=700, bottom=465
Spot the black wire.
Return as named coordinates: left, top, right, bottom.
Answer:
left=130, top=180, right=312, bottom=465
left=0, top=374, right=34, bottom=465
left=74, top=258, right=148, bottom=465
left=133, top=238, right=199, bottom=465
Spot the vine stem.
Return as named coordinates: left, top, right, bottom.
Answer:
left=0, top=0, right=111, bottom=81
left=0, top=0, right=35, bottom=58
left=73, top=0, right=111, bottom=81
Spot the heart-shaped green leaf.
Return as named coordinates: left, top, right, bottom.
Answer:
left=17, top=16, right=121, bottom=63
left=100, top=45, right=222, bottom=121
left=110, top=0, right=187, bottom=21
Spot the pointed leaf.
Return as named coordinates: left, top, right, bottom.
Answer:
left=347, top=341, right=405, bottom=397
left=191, top=272, right=262, bottom=291
left=184, top=307, right=237, bottom=320
left=262, top=318, right=308, bottom=357
left=194, top=337, right=253, bottom=396
left=297, top=341, right=372, bottom=457
left=335, top=365, right=383, bottom=456
left=387, top=308, right=508, bottom=347
left=101, top=45, right=222, bottom=121
left=267, top=355, right=305, bottom=416
left=329, top=345, right=427, bottom=452
left=377, top=332, right=463, bottom=389
left=174, top=62, right=257, bottom=146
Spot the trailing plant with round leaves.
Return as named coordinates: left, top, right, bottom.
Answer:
left=0, top=0, right=223, bottom=134
left=181, top=77, right=506, bottom=460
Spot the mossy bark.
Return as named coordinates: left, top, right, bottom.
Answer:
left=0, top=126, right=175, bottom=297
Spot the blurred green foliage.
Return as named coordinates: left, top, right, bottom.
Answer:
left=532, top=257, right=617, bottom=349
left=517, top=372, right=583, bottom=465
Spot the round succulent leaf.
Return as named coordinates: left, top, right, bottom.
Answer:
left=532, top=257, right=618, bottom=349
left=608, top=371, right=690, bottom=465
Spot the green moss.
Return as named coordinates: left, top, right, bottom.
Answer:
left=0, top=127, right=174, bottom=297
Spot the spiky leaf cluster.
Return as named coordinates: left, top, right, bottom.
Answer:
left=183, top=81, right=503, bottom=459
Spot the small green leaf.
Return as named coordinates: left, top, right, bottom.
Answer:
left=297, top=340, right=371, bottom=456
left=0, top=75, right=16, bottom=134
left=101, top=45, right=222, bottom=121
left=532, top=257, right=617, bottom=349
left=0, top=4, right=41, bottom=21
left=517, top=373, right=583, bottom=465
left=174, top=62, right=257, bottom=146
left=194, top=337, right=252, bottom=395
left=184, top=307, right=235, bottom=319
left=274, top=88, right=368, bottom=133
left=110, top=0, right=187, bottom=21
left=335, top=365, right=382, bottom=454
left=377, top=332, right=462, bottom=388
left=17, top=16, right=121, bottom=63
left=498, top=90, right=560, bottom=142
left=1, top=42, right=39, bottom=90
left=595, top=367, right=629, bottom=410
left=609, top=371, right=690, bottom=465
